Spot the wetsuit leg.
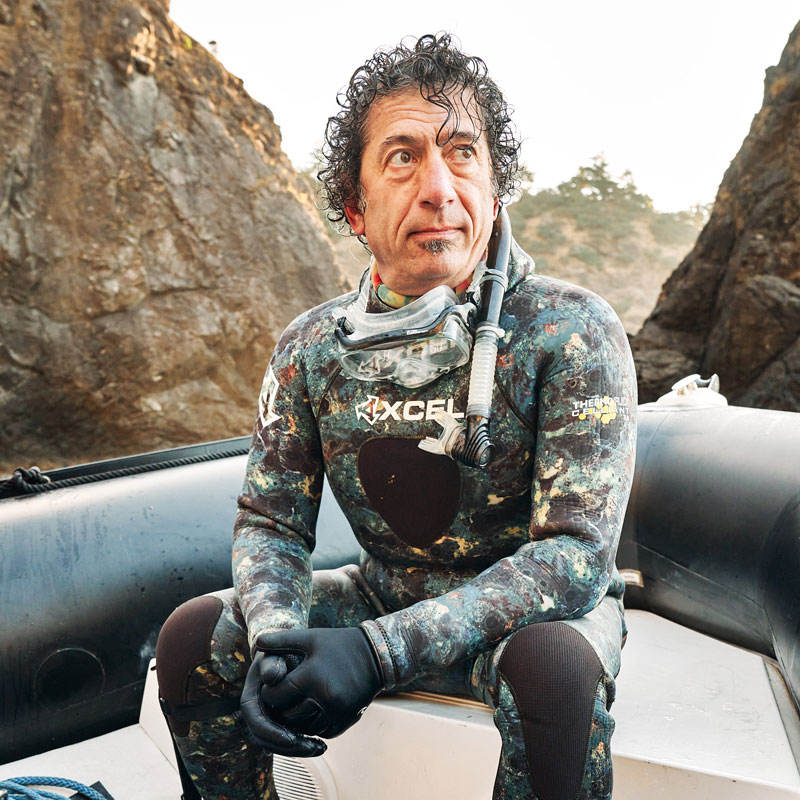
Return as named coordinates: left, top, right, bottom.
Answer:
left=470, top=595, right=624, bottom=800
left=156, top=588, right=273, bottom=799
left=155, top=565, right=381, bottom=800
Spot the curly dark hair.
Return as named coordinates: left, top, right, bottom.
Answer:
left=318, top=33, right=521, bottom=239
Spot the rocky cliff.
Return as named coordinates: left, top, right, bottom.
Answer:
left=0, top=0, right=344, bottom=472
left=632, top=21, right=800, bottom=409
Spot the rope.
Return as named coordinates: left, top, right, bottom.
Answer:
left=0, top=467, right=50, bottom=499
left=0, top=445, right=249, bottom=499
left=0, top=776, right=110, bottom=800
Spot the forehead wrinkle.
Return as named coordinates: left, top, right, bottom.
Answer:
left=362, top=86, right=481, bottom=145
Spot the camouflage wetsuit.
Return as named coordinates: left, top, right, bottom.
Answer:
left=156, top=242, right=637, bottom=799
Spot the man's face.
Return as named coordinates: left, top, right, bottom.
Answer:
left=344, top=88, right=499, bottom=296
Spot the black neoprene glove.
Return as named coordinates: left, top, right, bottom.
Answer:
left=256, top=626, right=384, bottom=739
left=240, top=651, right=327, bottom=757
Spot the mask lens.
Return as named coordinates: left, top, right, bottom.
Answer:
left=420, top=318, right=471, bottom=367
left=393, top=359, right=439, bottom=388
left=339, top=349, right=399, bottom=381
left=336, top=297, right=474, bottom=388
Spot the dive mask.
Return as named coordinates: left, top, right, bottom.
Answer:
left=334, top=277, right=475, bottom=389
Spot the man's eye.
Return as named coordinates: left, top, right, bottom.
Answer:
left=389, top=151, right=412, bottom=165
left=456, top=146, right=475, bottom=160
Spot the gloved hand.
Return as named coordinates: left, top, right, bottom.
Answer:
left=240, top=651, right=327, bottom=757
left=256, top=626, right=384, bottom=739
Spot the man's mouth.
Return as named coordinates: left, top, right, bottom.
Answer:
left=411, top=227, right=460, bottom=236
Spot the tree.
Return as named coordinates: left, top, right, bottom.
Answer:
left=556, top=155, right=652, bottom=210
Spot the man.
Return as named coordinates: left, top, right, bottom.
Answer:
left=156, top=33, right=636, bottom=800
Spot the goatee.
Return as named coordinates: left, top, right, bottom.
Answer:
left=420, top=239, right=452, bottom=255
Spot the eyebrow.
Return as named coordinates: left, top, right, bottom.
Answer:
left=376, top=130, right=481, bottom=161
left=447, top=130, right=481, bottom=147
left=375, top=134, right=423, bottom=161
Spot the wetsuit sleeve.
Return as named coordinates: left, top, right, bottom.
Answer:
left=233, top=319, right=324, bottom=654
left=360, top=296, right=637, bottom=689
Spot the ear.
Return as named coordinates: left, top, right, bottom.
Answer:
left=344, top=205, right=365, bottom=236
left=492, top=196, right=499, bottom=219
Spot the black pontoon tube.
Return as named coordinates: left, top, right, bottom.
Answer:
left=419, top=207, right=511, bottom=468
left=618, top=402, right=800, bottom=716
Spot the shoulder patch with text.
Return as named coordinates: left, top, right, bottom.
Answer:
left=571, top=395, right=630, bottom=424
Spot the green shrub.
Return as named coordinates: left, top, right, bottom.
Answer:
left=537, top=221, right=566, bottom=245
left=570, top=244, right=604, bottom=269
left=532, top=256, right=555, bottom=274
left=650, top=213, right=698, bottom=246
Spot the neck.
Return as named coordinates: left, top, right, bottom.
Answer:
left=371, top=262, right=472, bottom=309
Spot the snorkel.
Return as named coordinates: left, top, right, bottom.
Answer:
left=419, top=207, right=511, bottom=468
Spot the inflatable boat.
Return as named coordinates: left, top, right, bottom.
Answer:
left=1, top=378, right=799, bottom=798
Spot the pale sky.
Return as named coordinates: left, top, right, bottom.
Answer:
left=169, top=1, right=798, bottom=212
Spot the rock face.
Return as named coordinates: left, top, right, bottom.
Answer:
left=632, top=21, right=800, bottom=409
left=0, top=0, right=345, bottom=472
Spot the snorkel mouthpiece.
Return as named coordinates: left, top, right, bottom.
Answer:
left=419, top=208, right=512, bottom=469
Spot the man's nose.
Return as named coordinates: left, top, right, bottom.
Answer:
left=418, top=153, right=456, bottom=208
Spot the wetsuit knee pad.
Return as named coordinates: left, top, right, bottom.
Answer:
left=156, top=595, right=224, bottom=734
left=497, top=621, right=606, bottom=800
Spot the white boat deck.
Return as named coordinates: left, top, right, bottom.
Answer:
left=2, top=610, right=799, bottom=799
